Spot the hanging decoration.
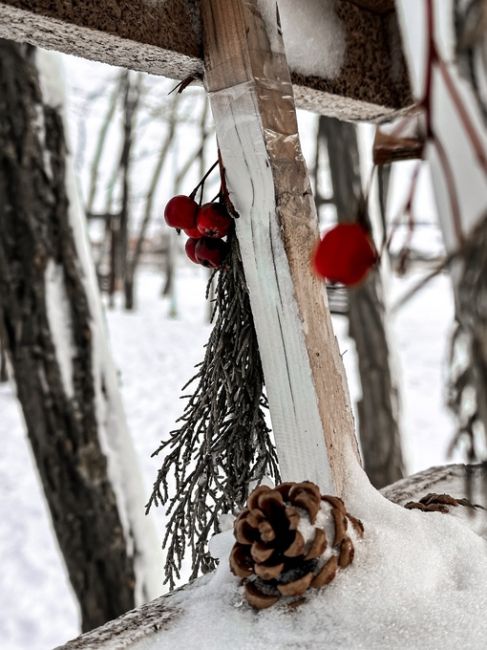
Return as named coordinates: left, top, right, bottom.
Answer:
left=312, top=222, right=377, bottom=287
left=147, top=157, right=280, bottom=589
left=230, top=481, right=364, bottom=610
left=163, top=158, right=233, bottom=269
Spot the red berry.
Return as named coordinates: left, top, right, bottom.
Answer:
left=197, top=203, right=232, bottom=238
left=313, top=223, right=377, bottom=286
left=183, top=226, right=203, bottom=239
left=164, top=195, right=198, bottom=229
left=195, top=237, right=229, bottom=269
left=185, top=238, right=200, bottom=265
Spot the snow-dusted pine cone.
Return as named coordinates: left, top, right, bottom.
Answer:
left=405, top=492, right=481, bottom=513
left=229, top=481, right=364, bottom=609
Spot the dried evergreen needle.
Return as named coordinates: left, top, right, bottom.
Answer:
left=146, top=235, right=280, bottom=589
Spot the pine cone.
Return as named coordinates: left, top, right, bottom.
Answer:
left=405, top=492, right=482, bottom=513
left=229, top=481, right=364, bottom=609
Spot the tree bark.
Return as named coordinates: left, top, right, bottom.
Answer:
left=0, top=41, right=140, bottom=631
left=120, top=73, right=142, bottom=311
left=318, top=116, right=404, bottom=488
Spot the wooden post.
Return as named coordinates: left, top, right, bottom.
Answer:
left=201, top=0, right=360, bottom=495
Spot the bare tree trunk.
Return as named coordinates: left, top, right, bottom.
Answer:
left=0, top=327, right=8, bottom=382
left=121, top=73, right=142, bottom=310
left=318, top=116, right=404, bottom=488
left=0, top=42, right=158, bottom=631
left=125, top=94, right=180, bottom=310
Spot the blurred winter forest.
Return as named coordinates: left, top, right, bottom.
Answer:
left=0, top=50, right=461, bottom=649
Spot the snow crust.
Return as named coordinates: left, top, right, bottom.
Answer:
left=44, top=260, right=76, bottom=398
left=135, top=469, right=487, bottom=650
left=258, top=0, right=346, bottom=80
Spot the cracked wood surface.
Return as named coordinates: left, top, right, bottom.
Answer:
left=0, top=0, right=412, bottom=121
left=202, top=0, right=359, bottom=495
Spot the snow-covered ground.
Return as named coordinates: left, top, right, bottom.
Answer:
left=0, top=260, right=460, bottom=650
left=0, top=50, right=466, bottom=650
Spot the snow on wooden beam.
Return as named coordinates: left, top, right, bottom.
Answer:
left=0, top=0, right=412, bottom=121
left=201, top=0, right=359, bottom=495
left=59, top=462, right=486, bottom=649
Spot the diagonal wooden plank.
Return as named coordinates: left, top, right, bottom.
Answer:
left=202, top=0, right=360, bottom=494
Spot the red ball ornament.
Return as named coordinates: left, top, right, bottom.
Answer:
left=185, top=238, right=200, bottom=265
left=183, top=226, right=203, bottom=239
left=197, top=203, right=232, bottom=238
left=195, top=237, right=228, bottom=269
left=313, top=223, right=377, bottom=286
left=164, top=195, right=198, bottom=229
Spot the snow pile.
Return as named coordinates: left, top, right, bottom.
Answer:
left=258, top=0, right=346, bottom=79
left=134, top=470, right=487, bottom=650
left=44, top=260, right=76, bottom=398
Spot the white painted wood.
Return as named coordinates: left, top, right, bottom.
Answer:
left=202, top=0, right=360, bottom=495
left=396, top=0, right=487, bottom=250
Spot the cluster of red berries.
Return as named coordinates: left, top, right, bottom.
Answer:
left=313, top=223, right=377, bottom=286
left=164, top=195, right=233, bottom=269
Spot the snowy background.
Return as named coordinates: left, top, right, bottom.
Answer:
left=0, top=53, right=462, bottom=649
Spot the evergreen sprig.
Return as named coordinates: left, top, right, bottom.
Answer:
left=146, top=234, right=280, bottom=589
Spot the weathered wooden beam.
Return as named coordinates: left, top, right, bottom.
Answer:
left=0, top=0, right=412, bottom=121
left=202, top=0, right=359, bottom=494
left=58, top=461, right=486, bottom=649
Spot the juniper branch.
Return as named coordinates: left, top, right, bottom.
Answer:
left=146, top=235, right=280, bottom=589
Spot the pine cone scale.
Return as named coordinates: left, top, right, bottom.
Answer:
left=245, top=582, right=279, bottom=609
left=311, top=555, right=338, bottom=588
left=283, top=530, right=305, bottom=557
left=277, top=571, right=314, bottom=597
left=254, top=561, right=285, bottom=580
left=304, top=528, right=327, bottom=560
left=250, top=541, right=274, bottom=563
left=230, top=544, right=254, bottom=578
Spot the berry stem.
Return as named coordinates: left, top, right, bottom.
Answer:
left=190, top=159, right=219, bottom=202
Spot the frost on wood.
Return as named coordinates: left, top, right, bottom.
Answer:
left=60, top=464, right=487, bottom=650
left=258, top=0, right=346, bottom=79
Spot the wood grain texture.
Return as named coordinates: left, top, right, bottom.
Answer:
left=0, top=0, right=412, bottom=121
left=56, top=584, right=185, bottom=649
left=202, top=0, right=360, bottom=495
